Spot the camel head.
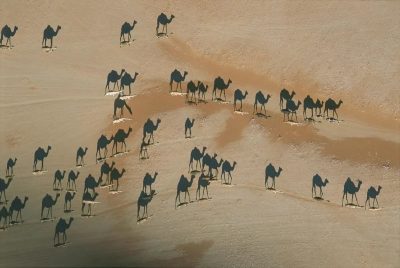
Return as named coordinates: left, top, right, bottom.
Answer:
left=278, top=167, right=283, bottom=174
left=338, top=100, right=343, bottom=106
left=85, top=147, right=88, bottom=153
left=183, top=71, right=188, bottom=78
left=14, top=26, right=19, bottom=32
left=47, top=145, right=52, bottom=151
left=76, top=171, right=80, bottom=176
left=23, top=196, right=29, bottom=203
left=154, top=172, right=158, bottom=178
left=266, top=94, right=271, bottom=100
left=157, top=118, right=161, bottom=124
left=291, top=91, right=296, bottom=98
left=68, top=217, right=74, bottom=226
left=133, top=20, right=137, bottom=25
left=244, top=90, right=248, bottom=98
left=14, top=158, right=17, bottom=163
left=109, top=135, right=114, bottom=143
left=128, top=127, right=133, bottom=134
left=324, top=179, right=329, bottom=184
left=94, top=192, right=99, bottom=199
left=227, top=79, right=232, bottom=85
left=213, top=153, right=218, bottom=158
left=134, top=72, right=139, bottom=77
left=56, top=25, right=61, bottom=31
left=120, top=69, right=126, bottom=76
left=62, top=170, right=66, bottom=176
left=296, top=101, right=302, bottom=108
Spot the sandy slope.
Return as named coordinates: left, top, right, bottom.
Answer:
left=0, top=1, right=399, bottom=267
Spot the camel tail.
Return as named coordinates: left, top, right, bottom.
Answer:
left=125, top=104, right=132, bottom=114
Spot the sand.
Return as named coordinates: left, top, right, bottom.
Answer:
left=0, top=0, right=399, bottom=267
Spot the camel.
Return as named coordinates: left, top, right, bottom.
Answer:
left=365, top=186, right=382, bottom=210
left=253, top=91, right=271, bottom=115
left=314, top=99, right=324, bottom=116
left=137, top=190, right=155, bottom=221
left=33, top=145, right=51, bottom=172
left=142, top=172, right=158, bottom=194
left=105, top=69, right=125, bottom=93
left=198, top=82, right=208, bottom=101
left=54, top=217, right=73, bottom=246
left=303, top=95, right=316, bottom=120
left=213, top=77, right=232, bottom=101
left=279, top=89, right=296, bottom=110
left=186, top=81, right=200, bottom=103
left=233, top=89, right=248, bottom=112
left=188, top=146, right=207, bottom=172
left=120, top=72, right=139, bottom=95
left=76, top=147, right=88, bottom=166
left=99, top=161, right=115, bottom=186
left=0, top=178, right=12, bottom=203
left=42, top=25, right=61, bottom=48
left=143, top=118, right=161, bottom=144
left=265, top=164, right=283, bottom=190
left=175, top=174, right=195, bottom=208
left=53, top=170, right=66, bottom=190
left=120, top=21, right=137, bottom=43
left=9, top=196, right=28, bottom=223
left=185, top=118, right=195, bottom=138
left=81, top=192, right=99, bottom=216
left=342, top=177, right=362, bottom=206
left=96, top=134, right=114, bottom=161
left=324, top=98, right=343, bottom=120
left=113, top=94, right=133, bottom=120
left=67, top=170, right=80, bottom=191
left=110, top=168, right=126, bottom=191
left=201, top=153, right=214, bottom=173
left=64, top=192, right=75, bottom=212
left=170, top=69, right=188, bottom=92
left=84, top=174, right=102, bottom=194
left=0, top=25, right=18, bottom=47
left=312, top=174, right=329, bottom=199
left=112, top=127, right=132, bottom=155
left=139, top=137, right=151, bottom=159
left=6, top=157, right=17, bottom=177
left=41, top=193, right=60, bottom=219
left=221, top=160, right=237, bottom=185
left=156, top=13, right=175, bottom=36
left=196, top=173, right=210, bottom=200
left=283, top=99, right=302, bottom=122
left=0, top=206, right=10, bottom=229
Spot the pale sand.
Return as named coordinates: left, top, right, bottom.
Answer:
left=0, top=1, right=399, bottom=267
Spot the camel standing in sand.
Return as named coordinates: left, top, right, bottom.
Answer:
left=156, top=13, right=175, bottom=36
left=1, top=25, right=18, bottom=47
left=120, top=21, right=137, bottom=43
left=175, top=175, right=195, bottom=208
left=365, top=186, right=382, bottom=209
left=253, top=91, right=271, bottom=115
left=54, top=217, right=73, bottom=246
left=312, top=174, right=329, bottom=198
left=42, top=25, right=61, bottom=48
left=342, top=178, right=362, bottom=206
left=213, top=77, right=232, bottom=101
left=170, top=69, right=188, bottom=92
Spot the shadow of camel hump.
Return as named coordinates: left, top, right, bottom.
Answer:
left=64, top=192, right=75, bottom=212
left=0, top=206, right=11, bottom=229
left=96, top=134, right=114, bottom=161
left=139, top=137, right=151, bottom=160
left=365, top=185, right=382, bottom=209
left=33, top=145, right=51, bottom=172
left=312, top=174, right=329, bottom=198
left=6, top=157, right=17, bottom=177
left=175, top=174, right=196, bottom=208
left=120, top=20, right=137, bottom=43
left=82, top=192, right=98, bottom=216
left=137, top=190, right=155, bottom=221
left=342, top=177, right=362, bottom=206
left=265, top=163, right=283, bottom=190
left=143, top=118, right=161, bottom=144
left=213, top=76, right=232, bottom=101
left=10, top=196, right=28, bottom=223
left=1, top=25, right=18, bottom=47
left=54, top=217, right=73, bottom=246
left=202, top=153, right=223, bottom=179
left=42, top=25, right=61, bottom=48
left=156, top=13, right=175, bottom=36
left=105, top=69, right=125, bottom=94
left=233, top=89, right=248, bottom=112
left=303, top=95, right=316, bottom=120
left=99, top=161, right=115, bottom=186
left=198, top=82, right=209, bottom=101
left=41, top=193, right=60, bottom=219
left=170, top=69, right=188, bottom=92
left=186, top=80, right=200, bottom=103
left=283, top=99, right=302, bottom=122
left=253, top=91, right=271, bottom=115
left=0, top=177, right=12, bottom=203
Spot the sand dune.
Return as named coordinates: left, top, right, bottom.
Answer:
left=0, top=1, right=399, bottom=267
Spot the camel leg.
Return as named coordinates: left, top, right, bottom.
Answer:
left=41, top=207, right=44, bottom=219
left=375, top=198, right=379, bottom=208
left=223, top=90, right=226, bottom=101
left=41, top=160, right=44, bottom=171
left=272, top=178, right=275, bottom=190
left=206, top=187, right=209, bottom=199
left=187, top=191, right=191, bottom=203
left=54, top=233, right=58, bottom=246
left=354, top=194, right=359, bottom=206
left=229, top=172, right=232, bottom=185
left=320, top=186, right=323, bottom=198
left=240, top=101, right=243, bottom=112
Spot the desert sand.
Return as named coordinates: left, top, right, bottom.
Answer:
left=0, top=0, right=399, bottom=267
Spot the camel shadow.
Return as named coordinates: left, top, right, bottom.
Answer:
left=120, top=39, right=135, bottom=46
left=0, top=44, right=13, bottom=49
left=313, top=196, right=324, bottom=201
left=64, top=209, right=74, bottom=213
left=213, top=98, right=229, bottom=104
left=185, top=99, right=197, bottom=106
left=156, top=32, right=172, bottom=38
left=345, top=203, right=364, bottom=208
